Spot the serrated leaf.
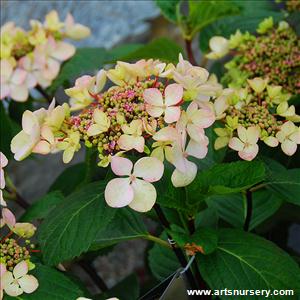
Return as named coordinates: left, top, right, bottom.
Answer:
left=95, top=274, right=139, bottom=300
left=4, top=263, right=86, bottom=300
left=155, top=0, right=181, bottom=23
left=49, top=163, right=86, bottom=196
left=90, top=208, right=148, bottom=250
left=119, top=38, right=184, bottom=63
left=198, top=229, right=300, bottom=299
left=148, top=232, right=180, bottom=280
left=49, top=47, right=107, bottom=93
left=20, top=191, right=64, bottom=222
left=186, top=160, right=266, bottom=206
left=206, top=189, right=282, bottom=231
left=38, top=181, right=116, bottom=265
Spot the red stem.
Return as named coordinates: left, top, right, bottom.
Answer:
left=185, top=39, right=197, bottom=66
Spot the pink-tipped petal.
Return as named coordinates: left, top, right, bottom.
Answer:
left=129, top=179, right=156, bottom=212
left=143, top=88, right=163, bottom=106
left=164, top=106, right=181, bottom=124
left=229, top=137, right=244, bottom=152
left=18, top=275, right=39, bottom=294
left=13, top=261, right=28, bottom=279
left=164, top=83, right=183, bottom=106
left=111, top=156, right=133, bottom=176
left=0, top=152, right=8, bottom=168
left=133, top=157, right=164, bottom=182
left=186, top=139, right=208, bottom=159
left=246, top=126, right=260, bottom=144
left=153, top=127, right=179, bottom=142
left=11, top=69, right=27, bottom=85
left=0, top=84, right=10, bottom=99
left=171, top=161, right=197, bottom=187
left=10, top=84, right=28, bottom=102
left=145, top=104, right=164, bottom=118
left=51, top=42, right=75, bottom=61
left=32, top=141, right=51, bottom=155
left=237, top=126, right=248, bottom=143
left=2, top=208, right=16, bottom=227
left=239, top=144, right=259, bottom=161
left=104, top=178, right=134, bottom=208
left=281, top=140, right=297, bottom=156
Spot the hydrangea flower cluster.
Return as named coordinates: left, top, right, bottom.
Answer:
left=206, top=18, right=300, bottom=94
left=0, top=10, right=90, bottom=102
left=0, top=152, right=39, bottom=299
left=213, top=78, right=300, bottom=160
left=11, top=55, right=222, bottom=212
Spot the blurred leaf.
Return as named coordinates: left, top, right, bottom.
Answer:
left=105, top=43, right=142, bottom=63
left=148, top=232, right=179, bottom=280
left=198, top=229, right=300, bottom=298
left=8, top=98, right=34, bottom=124
left=49, top=163, right=86, bottom=196
left=90, top=208, right=148, bottom=250
left=199, top=4, right=284, bottom=52
left=21, top=191, right=64, bottom=222
left=206, top=189, right=283, bottom=230
left=186, top=160, right=266, bottom=206
left=119, top=38, right=184, bottom=63
left=4, top=263, right=86, bottom=300
left=155, top=0, right=181, bottom=23
left=49, top=47, right=107, bottom=93
left=38, top=182, right=116, bottom=265
left=187, top=0, right=240, bottom=39
left=96, top=274, right=139, bottom=300
left=0, top=102, right=20, bottom=158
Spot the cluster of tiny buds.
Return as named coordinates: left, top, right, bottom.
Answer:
left=68, top=78, right=166, bottom=157
left=225, top=24, right=300, bottom=94
left=227, top=101, right=282, bottom=136
left=0, top=238, right=33, bottom=271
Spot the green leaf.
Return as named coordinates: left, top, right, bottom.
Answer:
left=267, top=168, right=300, bottom=206
left=199, top=1, right=284, bottom=52
left=20, top=191, right=64, bottom=222
left=207, top=189, right=282, bottom=231
left=155, top=0, right=181, bottom=23
left=170, top=226, right=218, bottom=255
left=198, top=229, right=300, bottom=299
left=4, top=263, right=86, bottom=300
left=106, top=43, right=142, bottom=62
left=119, top=38, right=184, bottom=63
left=96, top=274, right=139, bottom=300
left=187, top=0, right=240, bottom=39
left=90, top=208, right=148, bottom=250
left=0, top=102, right=20, bottom=158
left=38, top=181, right=116, bottom=265
left=148, top=232, right=180, bottom=280
left=155, top=164, right=188, bottom=212
left=186, top=160, right=266, bottom=206
left=49, top=163, right=86, bottom=196
left=49, top=47, right=107, bottom=93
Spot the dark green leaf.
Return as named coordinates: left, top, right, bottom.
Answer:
left=90, top=208, right=148, bottom=250
left=267, top=168, right=300, bottom=206
left=21, top=191, right=64, bottom=222
left=49, top=163, right=86, bottom=196
left=38, top=182, right=116, bottom=265
left=96, top=274, right=139, bottom=300
left=207, top=189, right=282, bottom=230
left=119, top=38, right=184, bottom=63
left=186, top=160, right=266, bottom=205
left=49, top=47, right=107, bottom=92
left=4, top=263, right=86, bottom=300
left=0, top=101, right=20, bottom=158
left=155, top=0, right=181, bottom=23
left=170, top=226, right=218, bottom=255
left=155, top=164, right=188, bottom=212
left=148, top=232, right=179, bottom=280
left=199, top=229, right=300, bottom=299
